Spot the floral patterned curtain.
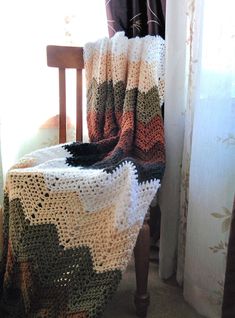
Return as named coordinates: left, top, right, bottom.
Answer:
left=161, top=0, right=235, bottom=317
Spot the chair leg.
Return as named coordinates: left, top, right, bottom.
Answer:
left=134, top=218, right=150, bottom=317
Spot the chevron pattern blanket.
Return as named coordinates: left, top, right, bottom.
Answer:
left=0, top=32, right=165, bottom=317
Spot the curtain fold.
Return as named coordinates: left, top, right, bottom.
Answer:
left=158, top=0, right=188, bottom=280
left=164, top=0, right=235, bottom=317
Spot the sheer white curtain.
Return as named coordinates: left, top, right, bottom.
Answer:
left=161, top=0, right=235, bottom=317
left=0, top=0, right=108, bottom=198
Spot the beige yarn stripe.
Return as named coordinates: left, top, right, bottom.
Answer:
left=86, top=56, right=164, bottom=98
left=7, top=171, right=142, bottom=273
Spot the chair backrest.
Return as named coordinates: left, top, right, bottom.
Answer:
left=47, top=45, right=84, bottom=143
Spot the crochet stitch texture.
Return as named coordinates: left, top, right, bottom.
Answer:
left=0, top=32, right=165, bottom=318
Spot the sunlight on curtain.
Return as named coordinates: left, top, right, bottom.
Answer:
left=183, top=1, right=235, bottom=317
left=0, top=0, right=108, bottom=183
left=162, top=0, right=235, bottom=317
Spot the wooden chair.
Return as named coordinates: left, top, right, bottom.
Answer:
left=47, top=45, right=151, bottom=317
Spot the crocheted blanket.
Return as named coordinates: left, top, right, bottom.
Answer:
left=0, top=32, right=165, bottom=318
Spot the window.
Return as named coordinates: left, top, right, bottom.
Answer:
left=0, top=0, right=108, bottom=174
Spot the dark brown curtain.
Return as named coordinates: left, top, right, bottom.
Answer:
left=105, top=0, right=166, bottom=39
left=222, top=195, right=235, bottom=318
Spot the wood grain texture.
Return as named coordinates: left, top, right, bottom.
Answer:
left=59, top=68, right=66, bottom=143
left=76, top=70, right=83, bottom=142
left=134, top=217, right=150, bottom=317
left=47, top=46, right=84, bottom=69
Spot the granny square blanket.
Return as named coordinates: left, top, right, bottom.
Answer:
left=0, top=32, right=165, bottom=317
